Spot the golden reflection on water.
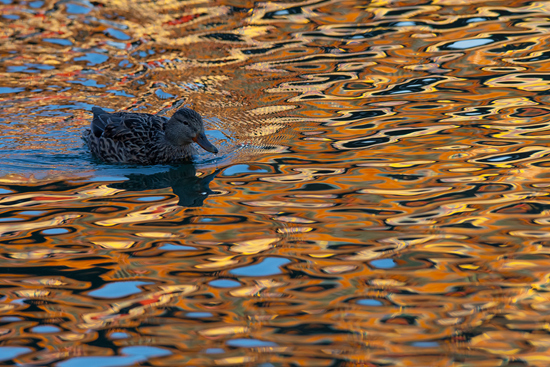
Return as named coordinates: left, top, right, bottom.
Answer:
left=3, top=0, right=550, bottom=365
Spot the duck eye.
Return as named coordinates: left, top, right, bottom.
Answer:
left=181, top=120, right=189, bottom=126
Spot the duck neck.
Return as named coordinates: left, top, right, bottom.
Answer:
left=163, top=120, right=196, bottom=158
left=164, top=119, right=183, bottom=147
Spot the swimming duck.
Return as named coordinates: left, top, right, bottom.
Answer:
left=83, top=107, right=218, bottom=164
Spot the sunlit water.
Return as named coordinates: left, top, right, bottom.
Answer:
left=1, top=0, right=550, bottom=365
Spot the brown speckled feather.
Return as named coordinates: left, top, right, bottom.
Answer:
left=82, top=108, right=196, bottom=164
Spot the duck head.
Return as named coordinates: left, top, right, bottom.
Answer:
left=165, top=108, right=218, bottom=154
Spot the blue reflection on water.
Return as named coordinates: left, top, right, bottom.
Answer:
left=68, top=78, right=106, bottom=88
left=357, top=299, right=383, bottom=306
left=31, top=325, right=61, bottom=333
left=204, top=348, right=225, bottom=354
left=74, top=53, right=109, bottom=66
left=209, top=279, right=240, bottom=288
left=42, top=228, right=69, bottom=235
left=226, top=338, right=277, bottom=347
left=0, top=87, right=24, bottom=94
left=447, top=39, right=493, bottom=49
left=58, top=356, right=143, bottom=367
left=19, top=211, right=47, bottom=215
left=159, top=244, right=197, bottom=251
left=66, top=3, right=91, bottom=14
left=223, top=164, right=268, bottom=176
left=110, top=332, right=129, bottom=339
left=0, top=218, right=22, bottom=222
left=7, top=63, right=55, bottom=73
left=135, top=196, right=166, bottom=202
left=187, top=312, right=213, bottom=318
left=106, top=89, right=135, bottom=97
left=230, top=257, right=290, bottom=276
left=88, top=176, right=127, bottom=182
left=121, top=346, right=171, bottom=357
left=88, top=281, right=153, bottom=298
left=411, top=341, right=439, bottom=347
left=155, top=89, right=176, bottom=99
left=106, top=28, right=131, bottom=40
left=0, top=347, right=31, bottom=361
left=58, top=347, right=170, bottom=367
left=43, top=38, right=73, bottom=46
left=0, top=316, right=21, bottom=322
left=370, top=258, right=395, bottom=269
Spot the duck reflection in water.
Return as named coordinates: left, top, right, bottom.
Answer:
left=109, top=165, right=220, bottom=207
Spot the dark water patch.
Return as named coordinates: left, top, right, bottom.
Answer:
left=372, top=77, right=449, bottom=96
left=476, top=150, right=546, bottom=163
left=489, top=42, right=536, bottom=53
left=301, top=29, right=395, bottom=41
left=334, top=137, right=391, bottom=150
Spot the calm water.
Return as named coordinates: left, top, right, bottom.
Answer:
left=1, top=0, right=550, bottom=365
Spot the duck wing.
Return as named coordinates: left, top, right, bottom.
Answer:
left=92, top=109, right=166, bottom=142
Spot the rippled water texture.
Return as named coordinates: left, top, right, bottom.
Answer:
left=3, top=0, right=550, bottom=365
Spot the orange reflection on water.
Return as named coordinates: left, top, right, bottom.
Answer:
left=4, top=0, right=550, bottom=365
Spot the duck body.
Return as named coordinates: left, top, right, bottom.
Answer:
left=83, top=107, right=218, bottom=164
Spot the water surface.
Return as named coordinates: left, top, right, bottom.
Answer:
left=1, top=0, right=550, bottom=365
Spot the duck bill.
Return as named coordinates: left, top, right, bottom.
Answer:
left=194, top=133, right=218, bottom=154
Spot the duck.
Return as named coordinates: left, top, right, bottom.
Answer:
left=82, top=106, right=218, bottom=164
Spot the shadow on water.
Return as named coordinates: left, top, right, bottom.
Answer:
left=109, top=164, right=220, bottom=207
